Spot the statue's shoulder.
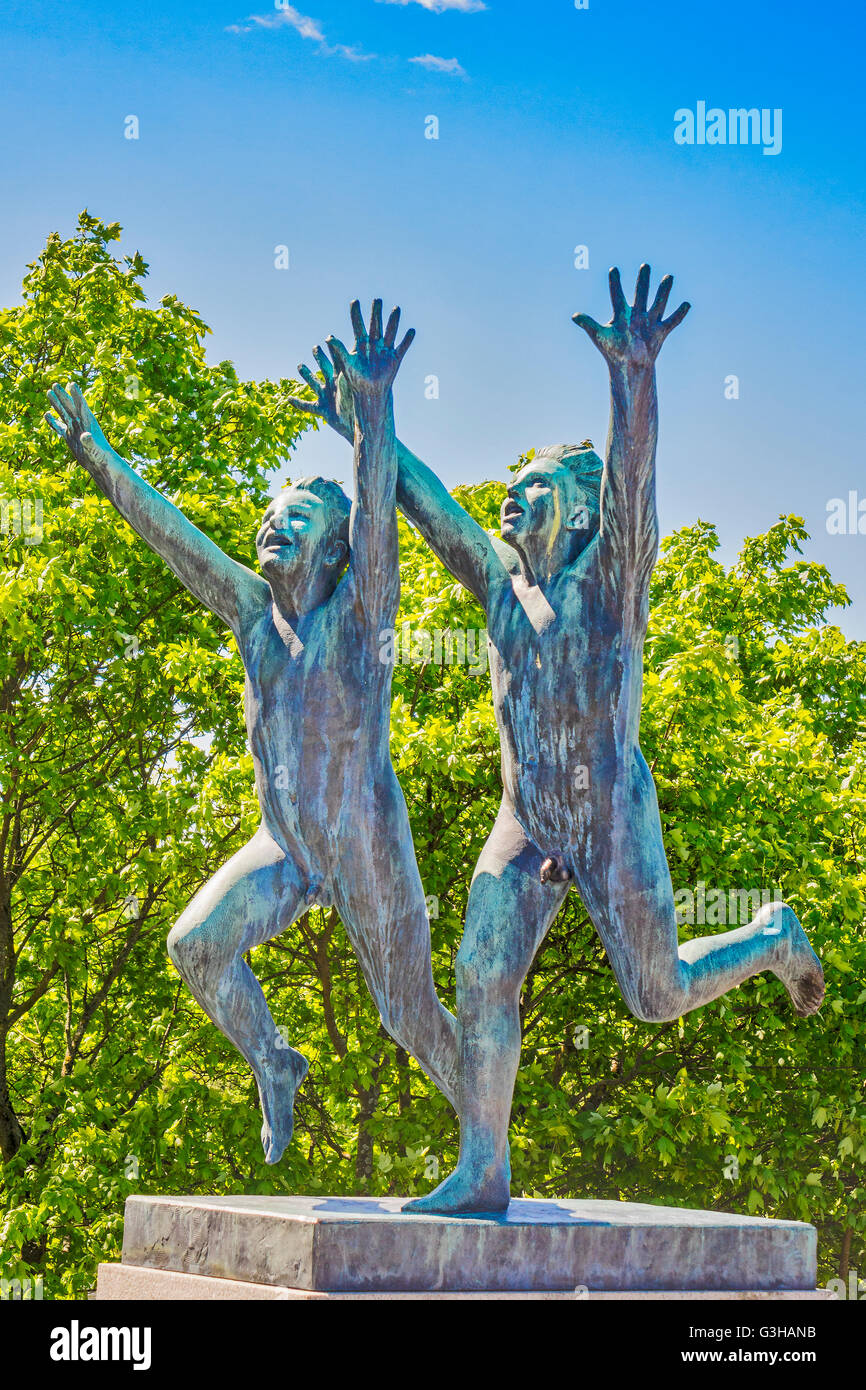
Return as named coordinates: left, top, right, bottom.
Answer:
left=560, top=537, right=619, bottom=616
left=565, top=534, right=603, bottom=583
left=489, top=536, right=520, bottom=577
left=327, top=563, right=394, bottom=641
left=234, top=582, right=272, bottom=645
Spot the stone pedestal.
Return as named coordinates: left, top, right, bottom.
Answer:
left=95, top=1194, right=831, bottom=1300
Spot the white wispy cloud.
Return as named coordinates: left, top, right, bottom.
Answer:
left=227, top=6, right=322, bottom=38
left=379, top=0, right=486, bottom=12
left=328, top=44, right=376, bottom=62
left=410, top=53, right=467, bottom=77
left=227, top=5, right=376, bottom=60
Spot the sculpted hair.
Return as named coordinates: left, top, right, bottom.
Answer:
left=533, top=444, right=604, bottom=511
left=291, top=475, right=352, bottom=551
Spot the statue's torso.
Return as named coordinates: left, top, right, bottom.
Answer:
left=486, top=542, right=643, bottom=861
left=238, top=578, right=393, bottom=878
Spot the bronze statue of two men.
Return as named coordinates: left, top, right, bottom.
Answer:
left=47, top=267, right=824, bottom=1215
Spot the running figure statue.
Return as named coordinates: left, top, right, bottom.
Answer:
left=298, top=266, right=825, bottom=1215
left=46, top=301, right=458, bottom=1166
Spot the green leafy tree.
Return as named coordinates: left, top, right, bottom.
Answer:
left=0, top=213, right=310, bottom=1289
left=1, top=217, right=863, bottom=1297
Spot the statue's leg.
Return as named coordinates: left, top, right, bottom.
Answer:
left=403, top=798, right=569, bottom=1215
left=584, top=752, right=825, bottom=1023
left=166, top=824, right=310, bottom=1163
left=331, top=783, right=459, bottom=1110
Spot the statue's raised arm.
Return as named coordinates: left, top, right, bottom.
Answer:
left=573, top=266, right=689, bottom=633
left=289, top=352, right=503, bottom=612
left=321, top=300, right=414, bottom=627
left=393, top=441, right=506, bottom=611
left=45, top=384, right=267, bottom=634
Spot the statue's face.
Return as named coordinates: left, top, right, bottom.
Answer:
left=255, top=487, right=339, bottom=582
left=500, top=460, right=594, bottom=553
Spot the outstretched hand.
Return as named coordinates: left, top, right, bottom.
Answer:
left=286, top=343, right=355, bottom=443
left=45, top=383, right=117, bottom=473
left=287, top=299, right=414, bottom=435
left=573, top=265, right=689, bottom=371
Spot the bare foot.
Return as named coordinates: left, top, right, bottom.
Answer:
left=402, top=1159, right=510, bottom=1216
left=259, top=1047, right=309, bottom=1164
left=763, top=902, right=825, bottom=1017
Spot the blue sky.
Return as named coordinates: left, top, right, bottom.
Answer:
left=3, top=0, right=865, bottom=634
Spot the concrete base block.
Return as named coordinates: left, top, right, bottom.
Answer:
left=113, top=1194, right=820, bottom=1296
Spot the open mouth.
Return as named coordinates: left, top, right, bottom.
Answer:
left=502, top=504, right=523, bottom=523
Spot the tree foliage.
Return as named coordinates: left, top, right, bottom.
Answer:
left=1, top=217, right=863, bottom=1297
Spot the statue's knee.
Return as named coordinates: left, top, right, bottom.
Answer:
left=166, top=919, right=187, bottom=967
left=626, top=980, right=681, bottom=1024
left=379, top=995, right=412, bottom=1053
left=167, top=917, right=207, bottom=985
left=456, top=942, right=522, bottom=999
left=455, top=944, right=482, bottom=997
